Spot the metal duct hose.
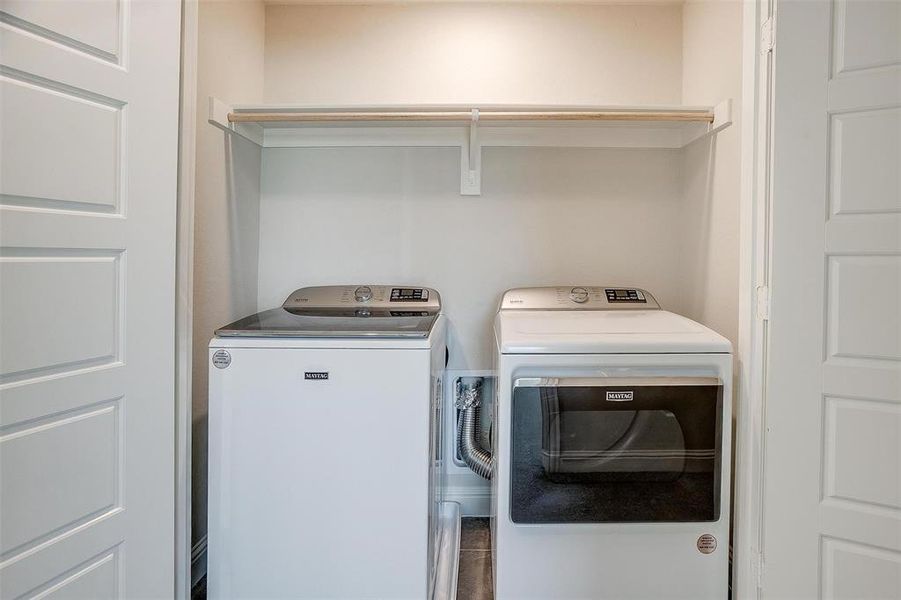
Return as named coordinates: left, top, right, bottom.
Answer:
left=456, top=379, right=494, bottom=480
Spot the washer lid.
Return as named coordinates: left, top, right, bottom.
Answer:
left=216, top=285, right=441, bottom=338
left=495, top=309, right=731, bottom=354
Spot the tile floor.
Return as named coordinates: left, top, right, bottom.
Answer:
left=458, top=517, right=494, bottom=600
left=191, top=517, right=495, bottom=600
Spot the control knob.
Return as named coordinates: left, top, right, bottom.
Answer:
left=570, top=287, right=590, bottom=304
left=354, top=286, right=373, bottom=302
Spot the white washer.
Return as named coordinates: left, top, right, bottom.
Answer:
left=208, top=285, right=446, bottom=599
left=492, top=287, right=732, bottom=600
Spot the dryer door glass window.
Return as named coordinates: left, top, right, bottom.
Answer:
left=510, top=377, right=723, bottom=524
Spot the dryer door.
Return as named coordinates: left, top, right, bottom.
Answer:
left=510, top=377, right=723, bottom=524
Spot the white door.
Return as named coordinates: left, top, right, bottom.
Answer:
left=761, top=0, right=901, bottom=598
left=0, top=1, right=181, bottom=597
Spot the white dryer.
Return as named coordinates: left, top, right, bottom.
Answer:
left=491, top=287, right=732, bottom=600
left=208, top=285, right=447, bottom=599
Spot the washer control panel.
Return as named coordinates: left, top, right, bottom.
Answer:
left=354, top=286, right=373, bottom=302
left=500, top=286, right=659, bottom=310
left=569, top=287, right=590, bottom=303
left=283, top=285, right=440, bottom=312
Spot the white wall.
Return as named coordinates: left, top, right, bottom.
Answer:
left=258, top=146, right=687, bottom=368
left=680, top=0, right=743, bottom=351
left=192, top=0, right=265, bottom=554
left=257, top=1, right=691, bottom=370
left=264, top=2, right=683, bottom=105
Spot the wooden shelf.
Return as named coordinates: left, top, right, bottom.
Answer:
left=208, top=99, right=732, bottom=195
left=227, top=109, right=716, bottom=124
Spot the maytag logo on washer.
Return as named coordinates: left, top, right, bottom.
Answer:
left=606, top=391, right=634, bottom=401
left=304, top=372, right=329, bottom=380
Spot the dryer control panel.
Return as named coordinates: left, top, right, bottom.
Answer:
left=500, top=286, right=659, bottom=310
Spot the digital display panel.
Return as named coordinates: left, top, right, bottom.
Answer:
left=390, top=288, right=429, bottom=302
left=605, top=288, right=646, bottom=303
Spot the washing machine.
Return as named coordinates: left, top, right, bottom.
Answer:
left=207, top=285, right=446, bottom=599
left=491, top=286, right=732, bottom=599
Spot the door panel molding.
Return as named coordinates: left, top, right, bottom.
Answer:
left=0, top=0, right=126, bottom=66
left=0, top=66, right=126, bottom=215
left=0, top=249, right=125, bottom=384
left=1, top=397, right=124, bottom=561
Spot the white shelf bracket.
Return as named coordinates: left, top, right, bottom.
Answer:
left=710, top=99, right=733, bottom=135
left=682, top=98, right=733, bottom=146
left=207, top=96, right=263, bottom=146
left=460, top=108, right=482, bottom=195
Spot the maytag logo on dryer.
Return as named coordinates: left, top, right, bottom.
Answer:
left=606, top=391, right=634, bottom=402
left=304, top=372, right=329, bottom=380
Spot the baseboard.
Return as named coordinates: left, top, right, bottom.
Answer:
left=191, top=535, right=207, bottom=588
left=443, top=486, right=491, bottom=517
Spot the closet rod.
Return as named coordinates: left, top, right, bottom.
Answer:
left=227, top=110, right=716, bottom=124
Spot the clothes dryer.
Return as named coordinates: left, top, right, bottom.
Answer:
left=492, top=286, right=732, bottom=599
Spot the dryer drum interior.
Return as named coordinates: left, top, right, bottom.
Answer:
left=510, top=377, right=723, bottom=524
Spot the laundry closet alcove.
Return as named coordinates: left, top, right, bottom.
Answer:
left=190, top=1, right=744, bottom=593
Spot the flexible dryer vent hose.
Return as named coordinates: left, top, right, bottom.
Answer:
left=456, top=379, right=494, bottom=480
